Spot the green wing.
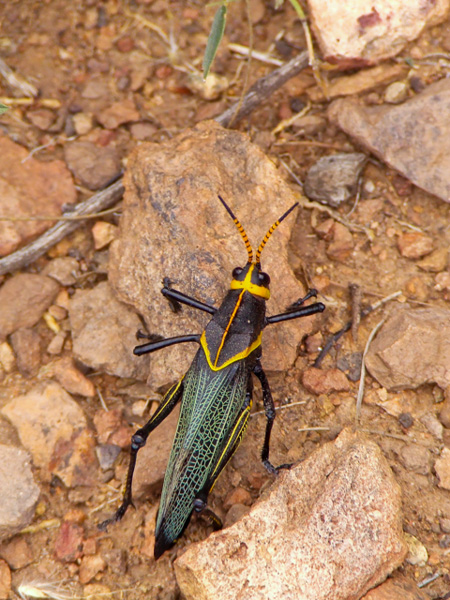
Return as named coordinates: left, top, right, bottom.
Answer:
left=154, top=348, right=250, bottom=554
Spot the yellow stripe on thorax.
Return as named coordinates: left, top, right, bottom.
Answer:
left=213, top=289, right=245, bottom=367
left=229, top=264, right=270, bottom=299
left=200, top=331, right=262, bottom=371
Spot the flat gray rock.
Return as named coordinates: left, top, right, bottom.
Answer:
left=328, top=78, right=450, bottom=203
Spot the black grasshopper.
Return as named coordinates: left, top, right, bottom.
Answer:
left=100, top=196, right=325, bottom=559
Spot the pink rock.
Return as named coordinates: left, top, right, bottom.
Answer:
left=54, top=521, right=84, bottom=563
left=398, top=232, right=433, bottom=259
left=307, top=0, right=449, bottom=67
left=175, top=429, right=407, bottom=600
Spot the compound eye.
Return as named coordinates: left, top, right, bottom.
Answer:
left=232, top=267, right=243, bottom=279
left=258, top=271, right=270, bottom=286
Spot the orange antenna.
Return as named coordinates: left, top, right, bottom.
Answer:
left=218, top=195, right=253, bottom=264
left=255, top=202, right=298, bottom=264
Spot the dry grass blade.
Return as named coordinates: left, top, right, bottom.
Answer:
left=355, top=318, right=386, bottom=425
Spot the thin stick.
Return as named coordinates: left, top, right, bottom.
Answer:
left=228, top=43, right=283, bottom=66
left=0, top=206, right=121, bottom=222
left=251, top=400, right=306, bottom=417
left=297, top=426, right=330, bottom=432
left=0, top=57, right=38, bottom=97
left=349, top=283, right=362, bottom=342
left=97, top=387, right=109, bottom=412
left=355, top=318, right=385, bottom=425
left=360, top=428, right=417, bottom=443
left=314, top=290, right=401, bottom=367
left=216, top=50, right=309, bottom=127
left=0, top=179, right=124, bottom=276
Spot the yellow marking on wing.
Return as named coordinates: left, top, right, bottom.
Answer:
left=209, top=403, right=252, bottom=485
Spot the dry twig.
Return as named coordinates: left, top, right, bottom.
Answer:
left=0, top=179, right=124, bottom=276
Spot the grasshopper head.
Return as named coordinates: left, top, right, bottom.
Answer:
left=230, top=262, right=270, bottom=299
left=218, top=194, right=298, bottom=301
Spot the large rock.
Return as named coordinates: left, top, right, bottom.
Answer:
left=174, top=429, right=407, bottom=600
left=365, top=307, right=450, bottom=390
left=0, top=445, right=40, bottom=542
left=307, top=0, right=449, bottom=67
left=132, top=405, right=180, bottom=499
left=328, top=79, right=450, bottom=204
left=69, top=281, right=150, bottom=380
left=109, top=120, right=321, bottom=389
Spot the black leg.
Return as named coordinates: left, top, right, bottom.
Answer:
left=252, top=360, right=291, bottom=475
left=286, top=288, right=320, bottom=311
left=162, top=278, right=216, bottom=315
left=134, top=334, right=201, bottom=356
left=266, top=289, right=325, bottom=325
left=98, top=379, right=184, bottom=530
left=193, top=497, right=223, bottom=531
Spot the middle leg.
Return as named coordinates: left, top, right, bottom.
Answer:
left=252, top=359, right=291, bottom=475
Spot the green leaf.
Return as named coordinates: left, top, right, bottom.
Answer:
left=203, top=3, right=227, bottom=80
left=0, top=103, right=9, bottom=115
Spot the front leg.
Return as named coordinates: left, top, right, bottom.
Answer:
left=162, top=278, right=216, bottom=315
left=266, top=289, right=325, bottom=325
left=252, top=360, right=291, bottom=475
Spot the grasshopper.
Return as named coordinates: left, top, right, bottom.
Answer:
left=101, top=196, right=325, bottom=558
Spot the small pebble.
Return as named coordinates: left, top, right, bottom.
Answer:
left=420, top=413, right=443, bottom=440
left=48, top=304, right=68, bottom=321
left=95, top=444, right=121, bottom=471
left=91, top=221, right=118, bottom=250
left=404, top=532, right=428, bottom=566
left=46, top=331, right=66, bottom=355
left=398, top=412, right=413, bottom=429
left=186, top=73, right=229, bottom=101
left=435, top=271, right=450, bottom=292
left=223, top=504, right=251, bottom=528
left=398, top=232, right=433, bottom=259
left=79, top=554, right=106, bottom=585
left=363, top=179, right=375, bottom=194
left=439, top=517, right=450, bottom=533
left=10, top=328, right=41, bottom=378
left=116, top=36, right=134, bottom=52
left=302, top=367, right=350, bottom=395
left=72, top=112, right=94, bottom=135
left=0, top=559, right=11, bottom=600
left=435, top=447, right=450, bottom=490
left=0, top=342, right=15, bottom=373
left=54, top=521, right=84, bottom=562
left=383, top=81, right=409, bottom=104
